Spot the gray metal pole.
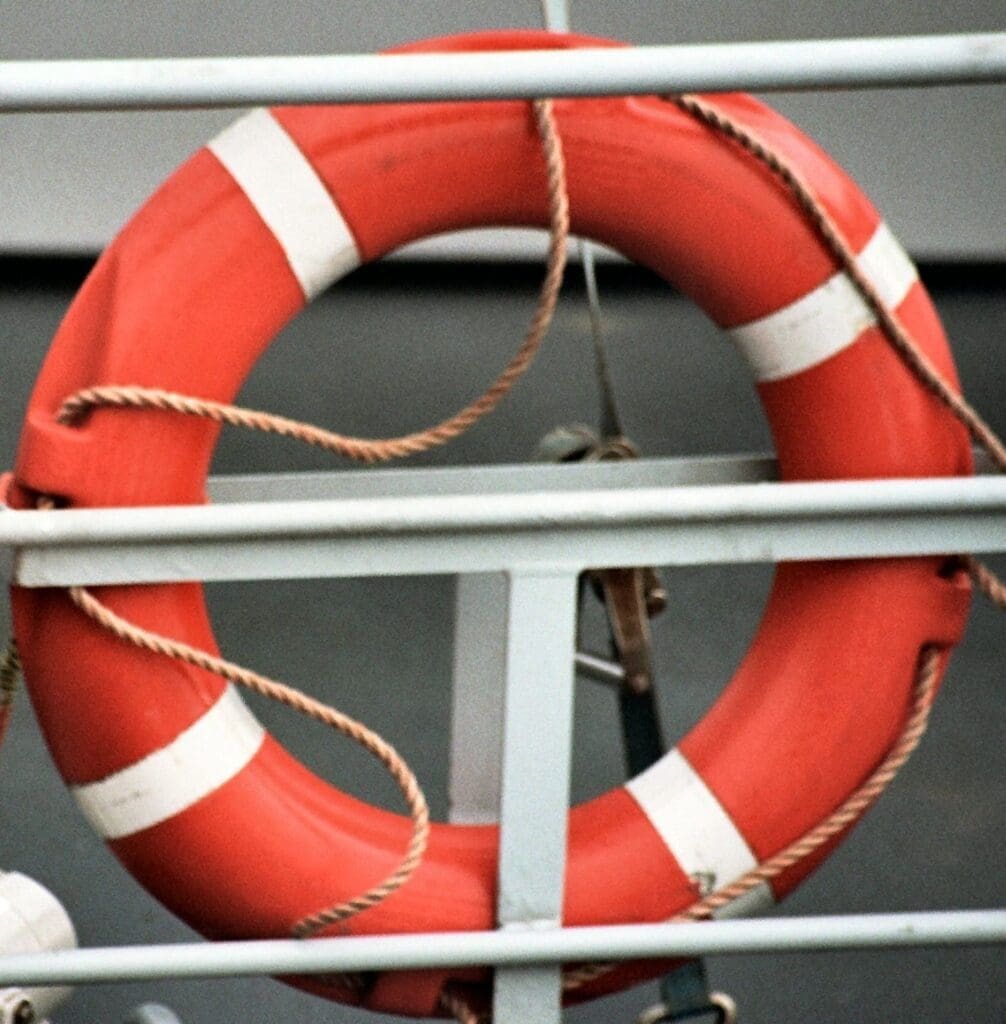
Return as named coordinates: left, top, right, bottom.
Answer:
left=540, top=0, right=571, bottom=34
left=6, top=474, right=1006, bottom=587
left=1, top=34, right=1004, bottom=112
left=448, top=573, right=509, bottom=825
left=492, top=571, right=578, bottom=1024
left=5, top=476, right=1006, bottom=549
left=0, top=911, right=1001, bottom=986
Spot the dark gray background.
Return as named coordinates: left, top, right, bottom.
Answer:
left=1, top=0, right=1005, bottom=259
left=0, top=257, right=1003, bottom=1022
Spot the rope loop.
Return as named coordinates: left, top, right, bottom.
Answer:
left=55, top=100, right=568, bottom=466
left=562, top=645, right=944, bottom=992
left=556, top=93, right=1006, bottom=1001
left=35, top=99, right=569, bottom=950
left=66, top=584, right=430, bottom=937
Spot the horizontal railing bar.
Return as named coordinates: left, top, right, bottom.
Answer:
left=4, top=475, right=1005, bottom=585
left=0, top=910, right=1001, bottom=986
left=1, top=33, right=1004, bottom=113
left=205, top=453, right=780, bottom=503
left=5, top=476, right=1004, bottom=548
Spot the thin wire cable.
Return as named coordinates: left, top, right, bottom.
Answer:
left=580, top=239, right=625, bottom=440
left=55, top=101, right=568, bottom=464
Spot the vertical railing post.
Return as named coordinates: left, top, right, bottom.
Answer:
left=449, top=569, right=578, bottom=1021
left=449, top=573, right=509, bottom=824
left=492, top=570, right=578, bottom=1024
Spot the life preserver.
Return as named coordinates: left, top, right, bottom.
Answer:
left=10, top=30, right=971, bottom=1017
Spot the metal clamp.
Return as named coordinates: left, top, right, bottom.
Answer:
left=637, top=991, right=738, bottom=1024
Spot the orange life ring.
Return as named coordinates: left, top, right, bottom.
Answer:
left=10, top=30, right=972, bottom=1017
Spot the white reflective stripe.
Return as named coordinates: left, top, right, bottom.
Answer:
left=856, top=222, right=917, bottom=307
left=207, top=108, right=360, bottom=299
left=729, top=221, right=918, bottom=382
left=72, top=686, right=266, bottom=840
left=625, top=748, right=758, bottom=892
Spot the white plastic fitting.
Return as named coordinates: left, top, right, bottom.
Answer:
left=0, top=871, right=77, bottom=1022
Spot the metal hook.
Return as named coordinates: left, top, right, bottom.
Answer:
left=636, top=991, right=737, bottom=1024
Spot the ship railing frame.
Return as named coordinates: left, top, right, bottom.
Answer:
left=1, top=34, right=1005, bottom=1024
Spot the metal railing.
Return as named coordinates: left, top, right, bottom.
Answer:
left=1, top=27, right=1005, bottom=1024
left=0, top=910, right=1003, bottom=986
left=2, top=455, right=1005, bottom=1024
left=1, top=33, right=1004, bottom=111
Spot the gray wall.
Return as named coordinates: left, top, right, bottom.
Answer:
left=1, top=1, right=1004, bottom=259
